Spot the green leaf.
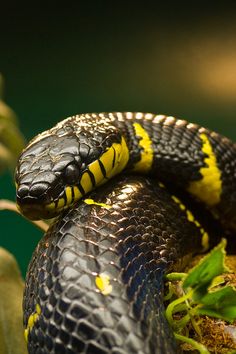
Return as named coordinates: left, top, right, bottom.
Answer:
left=197, top=286, right=236, bottom=322
left=197, top=305, right=236, bottom=322
left=209, top=274, right=225, bottom=288
left=183, top=239, right=229, bottom=292
left=0, top=247, right=27, bottom=354
left=202, top=285, right=236, bottom=307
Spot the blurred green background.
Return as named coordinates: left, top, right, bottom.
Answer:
left=1, top=2, right=236, bottom=276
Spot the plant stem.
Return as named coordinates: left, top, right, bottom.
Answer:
left=165, top=290, right=193, bottom=328
left=163, top=282, right=175, bottom=301
left=174, top=333, right=210, bottom=354
left=165, top=272, right=187, bottom=281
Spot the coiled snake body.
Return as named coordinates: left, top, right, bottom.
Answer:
left=15, top=112, right=236, bottom=353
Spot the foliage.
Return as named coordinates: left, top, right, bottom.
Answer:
left=0, top=74, right=25, bottom=174
left=165, top=239, right=236, bottom=353
left=0, top=248, right=27, bottom=354
left=0, top=74, right=27, bottom=354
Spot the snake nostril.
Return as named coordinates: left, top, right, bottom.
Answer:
left=29, top=182, right=49, bottom=198
left=17, top=184, right=30, bottom=198
left=17, top=182, right=50, bottom=202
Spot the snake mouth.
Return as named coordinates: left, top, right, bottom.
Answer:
left=16, top=187, right=76, bottom=220
left=16, top=181, right=65, bottom=220
left=16, top=198, right=63, bottom=220
left=16, top=183, right=84, bottom=220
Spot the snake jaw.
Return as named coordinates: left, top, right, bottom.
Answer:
left=16, top=201, right=52, bottom=220
left=15, top=168, right=65, bottom=219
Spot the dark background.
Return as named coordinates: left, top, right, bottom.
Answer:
left=1, top=2, right=236, bottom=276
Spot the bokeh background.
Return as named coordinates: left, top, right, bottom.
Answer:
left=1, top=2, right=236, bottom=276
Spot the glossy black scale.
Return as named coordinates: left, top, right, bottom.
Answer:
left=18, top=112, right=236, bottom=354
left=112, top=113, right=236, bottom=232
left=15, top=113, right=236, bottom=231
left=23, top=176, right=221, bottom=354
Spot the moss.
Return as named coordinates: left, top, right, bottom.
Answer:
left=174, top=253, right=236, bottom=353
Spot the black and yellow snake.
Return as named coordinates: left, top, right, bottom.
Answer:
left=15, top=112, right=236, bottom=353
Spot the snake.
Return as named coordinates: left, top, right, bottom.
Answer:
left=15, top=112, right=236, bottom=353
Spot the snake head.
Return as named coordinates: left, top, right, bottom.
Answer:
left=15, top=115, right=129, bottom=220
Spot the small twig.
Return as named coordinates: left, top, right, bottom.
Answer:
left=0, top=199, right=19, bottom=213
left=0, top=199, right=49, bottom=232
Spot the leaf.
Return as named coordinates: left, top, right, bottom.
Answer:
left=198, top=305, right=236, bottom=322
left=0, top=118, right=25, bottom=170
left=183, top=239, right=229, bottom=292
left=0, top=143, right=13, bottom=171
left=0, top=247, right=27, bottom=354
left=209, top=274, right=226, bottom=288
left=197, top=286, right=236, bottom=322
left=0, top=74, right=25, bottom=173
left=202, top=285, right=236, bottom=307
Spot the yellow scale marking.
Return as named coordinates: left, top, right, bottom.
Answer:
left=24, top=303, right=41, bottom=343
left=99, top=137, right=129, bottom=179
left=99, top=146, right=116, bottom=178
left=45, top=186, right=82, bottom=212
left=171, top=195, right=209, bottom=251
left=45, top=201, right=56, bottom=211
left=88, top=160, right=105, bottom=185
left=65, top=186, right=73, bottom=205
left=56, top=186, right=74, bottom=210
left=73, top=185, right=83, bottom=200
left=132, top=122, right=154, bottom=172
left=88, top=136, right=129, bottom=186
left=57, top=197, right=65, bottom=210
left=80, top=171, right=93, bottom=194
left=95, top=273, right=112, bottom=295
left=84, top=198, right=111, bottom=209
left=188, top=133, right=222, bottom=206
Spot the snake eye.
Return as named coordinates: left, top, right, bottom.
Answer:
left=64, top=164, right=80, bottom=185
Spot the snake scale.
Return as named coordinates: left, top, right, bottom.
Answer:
left=15, top=112, right=236, bottom=353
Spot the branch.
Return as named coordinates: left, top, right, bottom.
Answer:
left=0, top=199, right=49, bottom=232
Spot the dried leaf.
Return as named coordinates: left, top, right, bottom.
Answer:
left=0, top=247, right=27, bottom=354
